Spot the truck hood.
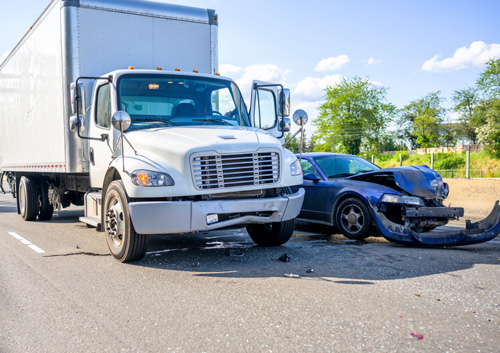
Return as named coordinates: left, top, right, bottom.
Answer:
left=349, top=165, right=448, bottom=199
left=123, top=126, right=281, bottom=159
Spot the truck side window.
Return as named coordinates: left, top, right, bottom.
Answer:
left=95, top=84, right=111, bottom=129
left=254, top=89, right=277, bottom=130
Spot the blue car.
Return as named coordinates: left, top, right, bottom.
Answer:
left=294, top=152, right=500, bottom=246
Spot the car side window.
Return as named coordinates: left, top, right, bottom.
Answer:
left=299, top=159, right=320, bottom=177
left=95, top=83, right=111, bottom=129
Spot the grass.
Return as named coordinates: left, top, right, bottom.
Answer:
left=371, top=152, right=500, bottom=178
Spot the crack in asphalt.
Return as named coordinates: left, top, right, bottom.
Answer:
left=43, top=252, right=111, bottom=258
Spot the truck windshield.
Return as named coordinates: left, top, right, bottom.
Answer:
left=117, top=75, right=250, bottom=130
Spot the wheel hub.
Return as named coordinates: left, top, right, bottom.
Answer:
left=105, top=198, right=124, bottom=246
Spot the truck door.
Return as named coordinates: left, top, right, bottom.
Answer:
left=249, top=80, right=289, bottom=140
left=88, top=82, right=114, bottom=189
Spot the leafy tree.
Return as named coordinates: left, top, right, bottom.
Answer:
left=477, top=58, right=500, bottom=98
left=284, top=133, right=300, bottom=153
left=399, top=92, right=445, bottom=150
left=476, top=98, right=500, bottom=158
left=313, top=77, right=395, bottom=155
left=453, top=87, right=483, bottom=144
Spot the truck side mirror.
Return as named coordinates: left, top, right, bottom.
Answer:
left=70, top=82, right=86, bottom=115
left=278, top=88, right=290, bottom=117
left=280, top=117, right=291, bottom=132
left=112, top=111, right=132, bottom=132
left=293, top=109, right=308, bottom=126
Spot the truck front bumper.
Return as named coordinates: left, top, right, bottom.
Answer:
left=128, top=188, right=305, bottom=234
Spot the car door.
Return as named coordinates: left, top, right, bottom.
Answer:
left=298, top=157, right=329, bottom=222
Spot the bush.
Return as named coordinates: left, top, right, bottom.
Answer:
left=435, top=154, right=466, bottom=169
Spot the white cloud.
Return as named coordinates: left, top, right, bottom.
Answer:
left=219, top=63, right=242, bottom=76
left=366, top=57, right=382, bottom=65
left=422, top=41, right=500, bottom=72
left=233, top=63, right=291, bottom=102
left=0, top=51, right=10, bottom=66
left=314, top=55, right=350, bottom=72
left=369, top=80, right=383, bottom=88
left=294, top=74, right=343, bottom=102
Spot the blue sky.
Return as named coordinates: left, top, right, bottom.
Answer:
left=1, top=0, right=499, bottom=132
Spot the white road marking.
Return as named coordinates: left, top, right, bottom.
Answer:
left=8, top=231, right=45, bottom=254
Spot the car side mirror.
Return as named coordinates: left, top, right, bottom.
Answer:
left=303, top=173, right=320, bottom=182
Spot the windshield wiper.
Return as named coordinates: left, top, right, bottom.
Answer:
left=328, top=172, right=354, bottom=178
left=192, top=118, right=232, bottom=126
left=133, top=118, right=178, bottom=126
left=356, top=170, right=375, bottom=174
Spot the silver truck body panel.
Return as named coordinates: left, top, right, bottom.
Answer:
left=0, top=0, right=217, bottom=174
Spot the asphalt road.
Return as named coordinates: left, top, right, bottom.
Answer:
left=1, top=190, right=499, bottom=353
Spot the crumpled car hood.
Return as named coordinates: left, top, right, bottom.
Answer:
left=349, top=165, right=447, bottom=199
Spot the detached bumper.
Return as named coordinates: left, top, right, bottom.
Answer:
left=372, top=201, right=500, bottom=246
left=128, top=188, right=305, bottom=234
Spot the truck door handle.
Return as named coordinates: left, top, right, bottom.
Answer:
left=89, top=147, right=95, bottom=166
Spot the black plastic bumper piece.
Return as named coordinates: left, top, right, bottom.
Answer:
left=405, top=206, right=464, bottom=218
left=372, top=201, right=500, bottom=246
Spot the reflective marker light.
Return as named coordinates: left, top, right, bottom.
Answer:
left=149, top=84, right=159, bottom=90
left=128, top=66, right=134, bottom=70
left=175, top=68, right=181, bottom=71
left=206, top=214, right=218, bottom=225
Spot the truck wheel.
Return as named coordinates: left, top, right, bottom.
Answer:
left=335, top=198, right=371, bottom=240
left=19, top=176, right=39, bottom=221
left=38, top=181, right=54, bottom=220
left=246, top=218, right=295, bottom=246
left=104, top=180, right=149, bottom=262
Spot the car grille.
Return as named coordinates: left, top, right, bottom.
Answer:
left=191, top=152, right=280, bottom=190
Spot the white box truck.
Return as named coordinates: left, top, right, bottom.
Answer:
left=0, top=0, right=307, bottom=262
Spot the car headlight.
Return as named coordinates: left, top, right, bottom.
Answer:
left=380, top=194, right=424, bottom=206
left=131, top=170, right=175, bottom=187
left=290, top=159, right=302, bottom=176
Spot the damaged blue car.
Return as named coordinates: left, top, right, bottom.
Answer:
left=295, top=152, right=500, bottom=246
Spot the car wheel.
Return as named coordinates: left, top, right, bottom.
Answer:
left=336, top=198, right=371, bottom=240
left=38, top=180, right=54, bottom=220
left=104, top=180, right=149, bottom=262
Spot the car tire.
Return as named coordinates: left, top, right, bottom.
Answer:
left=19, top=176, right=39, bottom=221
left=336, top=197, right=371, bottom=240
left=104, top=180, right=149, bottom=262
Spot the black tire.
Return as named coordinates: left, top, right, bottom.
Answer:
left=38, top=181, right=54, bottom=220
left=246, top=218, right=295, bottom=246
left=19, top=176, right=39, bottom=221
left=336, top=197, right=371, bottom=240
left=103, top=180, right=149, bottom=262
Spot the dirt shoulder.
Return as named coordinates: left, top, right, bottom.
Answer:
left=444, top=178, right=500, bottom=218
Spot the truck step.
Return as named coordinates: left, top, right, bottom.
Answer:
left=79, top=216, right=102, bottom=231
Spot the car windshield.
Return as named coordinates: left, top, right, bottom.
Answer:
left=117, top=75, right=250, bottom=131
left=314, top=155, right=380, bottom=178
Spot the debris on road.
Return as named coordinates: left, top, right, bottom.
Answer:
left=284, top=273, right=300, bottom=278
left=278, top=253, right=291, bottom=263
left=306, top=268, right=314, bottom=273
left=411, top=333, right=424, bottom=340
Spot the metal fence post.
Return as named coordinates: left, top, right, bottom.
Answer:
left=372, top=155, right=375, bottom=164
left=399, top=153, right=402, bottom=167
left=466, top=151, right=470, bottom=179
left=431, top=152, right=434, bottom=170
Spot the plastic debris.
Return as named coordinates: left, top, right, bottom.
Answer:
left=278, top=253, right=291, bottom=263
left=284, top=273, right=300, bottom=278
left=306, top=268, right=314, bottom=273
left=76, top=245, right=80, bottom=249
left=411, top=333, right=424, bottom=340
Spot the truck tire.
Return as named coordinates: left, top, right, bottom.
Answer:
left=19, top=176, right=39, bottom=221
left=335, top=197, right=371, bottom=240
left=104, top=180, right=149, bottom=262
left=38, top=181, right=54, bottom=220
left=246, top=218, right=295, bottom=246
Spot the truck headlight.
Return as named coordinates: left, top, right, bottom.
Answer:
left=290, top=159, right=302, bottom=176
left=380, top=194, right=424, bottom=206
left=131, top=170, right=175, bottom=187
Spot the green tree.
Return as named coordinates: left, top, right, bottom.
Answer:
left=476, top=98, right=500, bottom=158
left=313, top=77, right=395, bottom=155
left=477, top=58, right=500, bottom=98
left=399, top=92, right=445, bottom=150
left=453, top=87, right=483, bottom=144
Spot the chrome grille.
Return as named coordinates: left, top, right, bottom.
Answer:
left=192, top=152, right=280, bottom=190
